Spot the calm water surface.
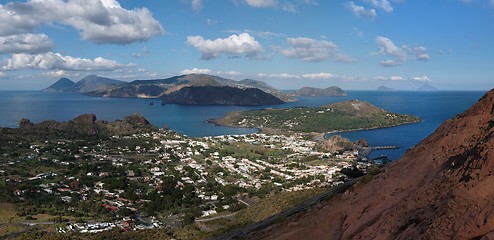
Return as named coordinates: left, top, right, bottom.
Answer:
left=0, top=90, right=486, bottom=160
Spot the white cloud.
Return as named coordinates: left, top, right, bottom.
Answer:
left=0, top=34, right=53, bottom=54
left=41, top=70, right=80, bottom=78
left=374, top=36, right=429, bottom=67
left=244, top=0, right=278, bottom=8
left=363, top=0, right=393, bottom=13
left=375, top=36, right=406, bottom=61
left=301, top=73, right=334, bottom=79
left=347, top=2, right=376, bottom=19
left=180, top=68, right=213, bottom=75
left=280, top=37, right=350, bottom=62
left=390, top=75, right=404, bottom=81
left=0, top=0, right=164, bottom=44
left=1, top=52, right=134, bottom=71
left=243, top=0, right=316, bottom=12
left=0, top=71, right=6, bottom=78
left=186, top=33, right=263, bottom=60
left=257, top=72, right=334, bottom=79
left=180, top=68, right=242, bottom=76
left=411, top=75, right=430, bottom=82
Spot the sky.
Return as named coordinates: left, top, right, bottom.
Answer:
left=0, top=0, right=493, bottom=91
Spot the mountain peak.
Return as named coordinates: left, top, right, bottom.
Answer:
left=42, top=77, right=77, bottom=92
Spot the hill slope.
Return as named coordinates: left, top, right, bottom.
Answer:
left=160, top=86, right=284, bottom=106
left=295, top=86, right=347, bottom=97
left=248, top=88, right=494, bottom=239
left=210, top=100, right=420, bottom=133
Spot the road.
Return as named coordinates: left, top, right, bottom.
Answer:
left=195, top=212, right=238, bottom=222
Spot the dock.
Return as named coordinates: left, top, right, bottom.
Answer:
left=357, top=146, right=399, bottom=160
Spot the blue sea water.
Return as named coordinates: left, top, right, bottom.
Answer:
left=0, top=90, right=486, bottom=160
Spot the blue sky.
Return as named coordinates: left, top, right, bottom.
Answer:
left=0, top=0, right=493, bottom=90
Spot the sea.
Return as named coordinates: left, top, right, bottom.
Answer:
left=0, top=90, right=486, bottom=160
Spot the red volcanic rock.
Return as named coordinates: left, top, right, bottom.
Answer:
left=254, top=88, right=494, bottom=240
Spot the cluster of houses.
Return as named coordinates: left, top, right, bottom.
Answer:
left=4, top=129, right=369, bottom=234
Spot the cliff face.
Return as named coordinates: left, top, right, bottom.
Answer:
left=160, top=86, right=284, bottom=106
left=253, top=88, right=494, bottom=240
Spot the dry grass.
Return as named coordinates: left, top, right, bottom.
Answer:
left=0, top=202, right=21, bottom=222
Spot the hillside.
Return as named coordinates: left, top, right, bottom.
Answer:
left=295, top=86, right=347, bottom=97
left=210, top=100, right=420, bottom=133
left=160, top=86, right=284, bottom=106
left=244, top=88, right=494, bottom=239
left=76, top=74, right=295, bottom=105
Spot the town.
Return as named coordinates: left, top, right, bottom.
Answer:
left=0, top=127, right=379, bottom=235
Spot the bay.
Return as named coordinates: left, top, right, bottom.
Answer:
left=0, top=90, right=486, bottom=160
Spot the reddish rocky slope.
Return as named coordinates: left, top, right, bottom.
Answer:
left=252, top=88, right=494, bottom=240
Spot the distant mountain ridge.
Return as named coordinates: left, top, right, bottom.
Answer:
left=416, top=83, right=438, bottom=91
left=42, top=75, right=125, bottom=93
left=295, top=86, right=347, bottom=96
left=377, top=85, right=394, bottom=91
left=42, top=74, right=293, bottom=106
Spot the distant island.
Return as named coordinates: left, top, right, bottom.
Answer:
left=294, top=86, right=347, bottom=97
left=377, top=86, right=394, bottom=91
left=210, top=100, right=421, bottom=134
left=416, top=83, right=438, bottom=91
left=43, top=74, right=295, bottom=106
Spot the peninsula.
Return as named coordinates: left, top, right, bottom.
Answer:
left=210, top=100, right=421, bottom=133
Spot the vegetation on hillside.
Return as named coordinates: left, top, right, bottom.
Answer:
left=211, top=100, right=421, bottom=133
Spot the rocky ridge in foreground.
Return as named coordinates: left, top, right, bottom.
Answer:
left=244, top=88, right=494, bottom=239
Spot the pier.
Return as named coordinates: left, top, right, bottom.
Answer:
left=357, top=146, right=399, bottom=161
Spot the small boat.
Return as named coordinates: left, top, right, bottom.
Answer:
left=149, top=102, right=154, bottom=106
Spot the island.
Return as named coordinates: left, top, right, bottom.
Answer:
left=210, top=100, right=421, bottom=133
left=294, top=86, right=347, bottom=97
left=43, top=74, right=296, bottom=106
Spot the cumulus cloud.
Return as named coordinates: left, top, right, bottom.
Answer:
left=0, top=0, right=164, bottom=44
left=41, top=70, right=80, bottom=78
left=0, top=34, right=53, bottom=54
left=363, top=0, right=393, bottom=13
left=347, top=2, right=376, bottom=19
left=280, top=37, right=350, bottom=62
left=180, top=68, right=213, bottom=75
left=186, top=33, right=262, bottom=60
left=1, top=52, right=134, bottom=71
left=257, top=72, right=334, bottom=79
left=374, top=36, right=429, bottom=67
left=180, top=68, right=242, bottom=76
